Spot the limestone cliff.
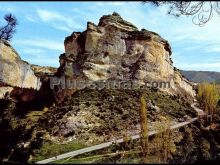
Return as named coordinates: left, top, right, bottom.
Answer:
left=58, top=12, right=195, bottom=100
left=0, top=40, right=41, bottom=100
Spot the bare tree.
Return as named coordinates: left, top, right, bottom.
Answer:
left=143, top=1, right=220, bottom=26
left=0, top=13, right=18, bottom=41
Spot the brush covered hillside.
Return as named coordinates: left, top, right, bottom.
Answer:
left=181, top=70, right=220, bottom=83
left=1, top=12, right=220, bottom=164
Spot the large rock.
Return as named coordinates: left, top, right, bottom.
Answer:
left=0, top=40, right=41, bottom=100
left=57, top=12, right=195, bottom=101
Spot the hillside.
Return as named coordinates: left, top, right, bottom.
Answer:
left=1, top=12, right=220, bottom=164
left=181, top=70, right=220, bottom=83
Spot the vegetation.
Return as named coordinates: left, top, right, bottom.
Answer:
left=0, top=96, right=44, bottom=163
left=38, top=87, right=196, bottom=146
left=152, top=116, right=172, bottom=163
left=200, top=138, right=211, bottom=160
left=197, top=83, right=220, bottom=122
left=144, top=1, right=220, bottom=26
left=139, top=95, right=149, bottom=163
left=26, top=86, right=220, bottom=164
left=1, top=81, right=219, bottom=164
left=172, top=126, right=195, bottom=163
left=0, top=13, right=17, bottom=41
left=31, top=141, right=87, bottom=162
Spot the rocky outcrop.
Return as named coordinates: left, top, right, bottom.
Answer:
left=31, top=65, right=57, bottom=78
left=57, top=12, right=195, bottom=100
left=0, top=40, right=41, bottom=100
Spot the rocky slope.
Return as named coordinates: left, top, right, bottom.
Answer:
left=57, top=12, right=195, bottom=101
left=38, top=87, right=196, bottom=145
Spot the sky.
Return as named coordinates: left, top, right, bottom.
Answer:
left=0, top=1, right=220, bottom=72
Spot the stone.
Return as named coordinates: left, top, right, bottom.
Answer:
left=0, top=40, right=41, bottom=101
left=57, top=12, right=195, bottom=101
left=31, top=64, right=57, bottom=77
left=0, top=40, right=41, bottom=90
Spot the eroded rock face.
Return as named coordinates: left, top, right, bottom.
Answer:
left=0, top=40, right=41, bottom=100
left=57, top=12, right=195, bottom=100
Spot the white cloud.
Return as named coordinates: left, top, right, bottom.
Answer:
left=204, top=58, right=220, bottom=63
left=13, top=46, right=60, bottom=67
left=26, top=16, right=38, bottom=23
left=22, top=48, right=58, bottom=66
left=28, top=57, right=59, bottom=67
left=96, top=2, right=126, bottom=6
left=171, top=52, right=181, bottom=58
left=126, top=3, right=220, bottom=49
left=13, top=38, right=64, bottom=51
left=204, top=45, right=220, bottom=53
left=0, top=5, right=16, bottom=12
left=72, top=8, right=93, bottom=19
left=180, top=45, right=200, bottom=51
left=22, top=48, right=45, bottom=54
left=36, top=9, right=84, bottom=32
left=171, top=15, right=220, bottom=45
left=37, top=9, right=63, bottom=22
left=178, top=62, right=220, bottom=71
left=55, top=26, right=72, bottom=33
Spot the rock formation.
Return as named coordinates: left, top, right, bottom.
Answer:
left=0, top=40, right=41, bottom=101
left=57, top=12, right=195, bottom=100
left=31, top=64, right=57, bottom=78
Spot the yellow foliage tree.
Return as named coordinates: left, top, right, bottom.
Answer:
left=153, top=116, right=172, bottom=163
left=197, top=83, right=219, bottom=122
left=139, top=94, right=149, bottom=163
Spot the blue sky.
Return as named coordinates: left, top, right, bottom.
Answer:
left=0, top=1, right=220, bottom=71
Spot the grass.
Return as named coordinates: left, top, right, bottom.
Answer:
left=139, top=89, right=196, bottom=118
left=25, top=110, right=47, bottom=125
left=31, top=141, right=87, bottom=163
left=26, top=111, right=45, bottom=117
left=52, top=150, right=140, bottom=164
left=51, top=148, right=165, bottom=164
